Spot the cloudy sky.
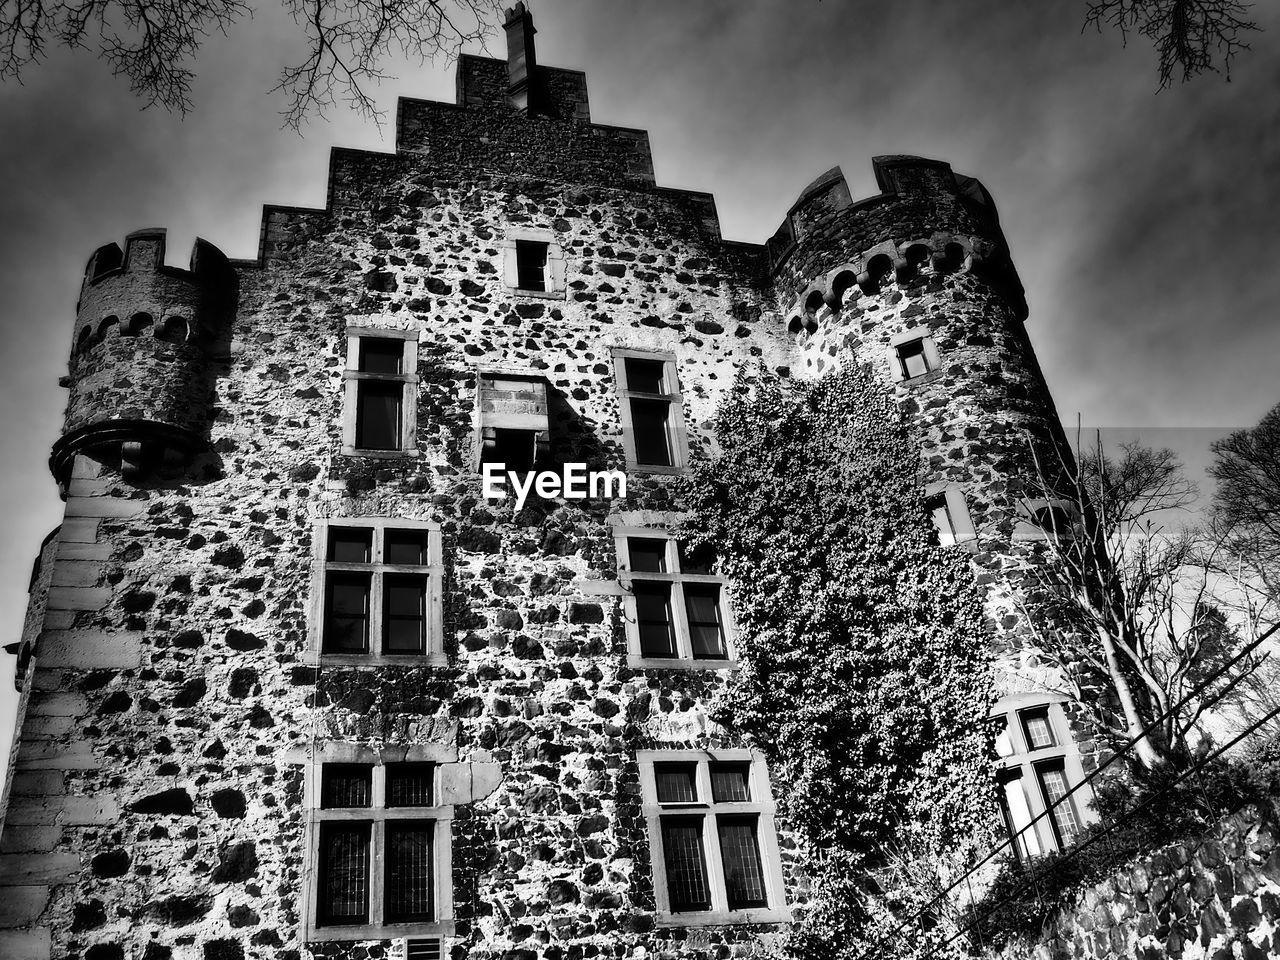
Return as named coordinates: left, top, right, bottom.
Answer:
left=0, top=0, right=1277, bottom=768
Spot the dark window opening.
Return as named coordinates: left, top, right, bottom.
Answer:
left=634, top=581, right=676, bottom=657
left=383, top=575, right=427, bottom=654
left=630, top=398, right=673, bottom=467
left=684, top=584, right=727, bottom=659
left=484, top=428, right=539, bottom=472
left=710, top=763, right=751, bottom=803
left=356, top=381, right=402, bottom=451
left=385, top=529, right=430, bottom=566
left=678, top=541, right=717, bottom=574
left=321, top=765, right=373, bottom=808
left=654, top=763, right=698, bottom=804
left=319, top=822, right=371, bottom=925
left=387, top=764, right=434, bottom=807
left=329, top=529, right=373, bottom=564
left=717, top=815, right=767, bottom=910
left=384, top=822, right=434, bottom=922
left=625, top=357, right=666, bottom=394
left=627, top=537, right=668, bottom=573
left=360, top=338, right=403, bottom=375
left=324, top=574, right=372, bottom=653
left=515, top=240, right=549, bottom=291
left=1031, top=505, right=1074, bottom=535
left=661, top=816, right=711, bottom=912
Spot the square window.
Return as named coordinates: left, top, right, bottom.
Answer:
left=618, top=528, right=734, bottom=667
left=625, top=357, right=666, bottom=394
left=709, top=763, right=751, bottom=803
left=639, top=752, right=787, bottom=925
left=515, top=240, right=549, bottom=291
left=314, top=521, right=442, bottom=664
left=385, top=530, right=430, bottom=566
left=360, top=338, right=404, bottom=375
left=486, top=428, right=538, bottom=472
left=329, top=529, right=373, bottom=564
left=387, top=764, right=435, bottom=807
left=321, top=765, right=373, bottom=809
left=896, top=338, right=931, bottom=379
left=628, top=537, right=668, bottom=573
left=654, top=763, right=699, bottom=804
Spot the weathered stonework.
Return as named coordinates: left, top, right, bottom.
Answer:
left=1, top=6, right=1091, bottom=958
left=985, top=801, right=1280, bottom=960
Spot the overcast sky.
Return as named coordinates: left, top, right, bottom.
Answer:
left=0, top=0, right=1277, bottom=771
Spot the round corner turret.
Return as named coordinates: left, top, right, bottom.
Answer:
left=53, top=230, right=237, bottom=489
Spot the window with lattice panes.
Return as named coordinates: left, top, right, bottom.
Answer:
left=637, top=751, right=788, bottom=926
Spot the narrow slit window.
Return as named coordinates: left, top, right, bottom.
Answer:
left=654, top=763, right=698, bottom=804
left=927, top=493, right=954, bottom=543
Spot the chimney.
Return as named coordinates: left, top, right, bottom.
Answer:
left=503, top=2, right=538, bottom=114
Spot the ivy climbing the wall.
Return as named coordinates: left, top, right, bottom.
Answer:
left=681, top=364, right=1000, bottom=958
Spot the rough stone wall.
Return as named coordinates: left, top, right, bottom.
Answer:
left=986, top=801, right=1280, bottom=960
left=0, top=40, right=1088, bottom=960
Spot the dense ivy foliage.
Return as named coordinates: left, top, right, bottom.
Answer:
left=681, top=365, right=1000, bottom=956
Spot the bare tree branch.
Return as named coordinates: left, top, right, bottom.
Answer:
left=1084, top=0, right=1259, bottom=88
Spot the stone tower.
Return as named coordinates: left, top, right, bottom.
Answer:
left=0, top=6, right=1094, bottom=958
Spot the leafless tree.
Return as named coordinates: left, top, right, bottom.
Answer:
left=1009, top=430, right=1270, bottom=769
left=1084, top=0, right=1258, bottom=88
left=0, top=0, right=501, bottom=128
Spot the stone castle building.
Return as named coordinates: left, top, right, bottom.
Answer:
left=0, top=6, right=1097, bottom=958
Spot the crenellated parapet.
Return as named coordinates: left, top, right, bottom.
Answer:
left=770, top=156, right=1027, bottom=331
left=51, top=229, right=236, bottom=489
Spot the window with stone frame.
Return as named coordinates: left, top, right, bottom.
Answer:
left=475, top=371, right=551, bottom=472
left=612, top=348, right=689, bottom=474
left=924, top=485, right=977, bottom=550
left=637, top=750, right=789, bottom=927
left=887, top=330, right=941, bottom=383
left=342, top=328, right=419, bottom=456
left=501, top=229, right=566, bottom=298
left=310, top=518, right=445, bottom=667
left=992, top=697, right=1095, bottom=859
left=304, top=746, right=456, bottom=942
left=615, top=527, right=734, bottom=669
